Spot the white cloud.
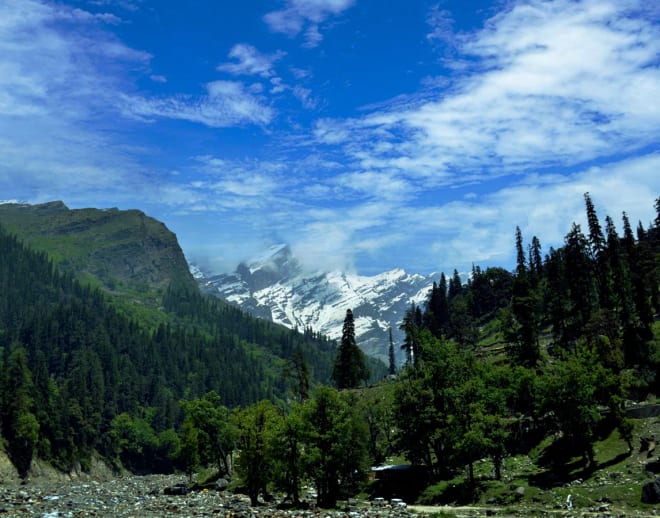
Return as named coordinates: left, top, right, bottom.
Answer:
left=312, top=118, right=355, bottom=144
left=188, top=155, right=289, bottom=211
left=120, top=80, right=274, bottom=127
left=426, top=5, right=456, bottom=47
left=303, top=24, right=323, bottom=48
left=292, top=85, right=318, bottom=109
left=0, top=0, right=149, bottom=119
left=314, top=0, right=660, bottom=186
left=217, top=43, right=285, bottom=77
left=270, top=77, right=287, bottom=94
left=0, top=0, right=156, bottom=203
left=88, top=0, right=140, bottom=11
left=255, top=152, right=660, bottom=275
left=391, top=153, right=660, bottom=274
left=264, top=0, right=355, bottom=47
left=290, top=66, right=312, bottom=80
left=332, top=170, right=415, bottom=202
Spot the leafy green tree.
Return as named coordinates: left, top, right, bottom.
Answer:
left=232, top=400, right=281, bottom=506
left=392, top=363, right=436, bottom=469
left=177, top=420, right=200, bottom=481
left=332, top=310, right=369, bottom=389
left=270, top=404, right=307, bottom=505
left=538, top=346, right=618, bottom=467
left=303, top=387, right=369, bottom=508
left=355, top=384, right=396, bottom=465
left=394, top=330, right=511, bottom=487
left=394, top=333, right=467, bottom=476
left=180, top=391, right=235, bottom=475
left=452, top=365, right=509, bottom=487
left=110, top=412, right=159, bottom=473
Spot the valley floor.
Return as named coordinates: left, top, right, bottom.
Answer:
left=0, top=474, right=418, bottom=517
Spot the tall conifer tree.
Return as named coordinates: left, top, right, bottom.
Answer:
left=509, top=228, right=540, bottom=366
left=388, top=328, right=396, bottom=376
left=332, top=310, right=369, bottom=389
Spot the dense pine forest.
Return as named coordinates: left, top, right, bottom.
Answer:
left=0, top=195, right=658, bottom=510
left=0, top=224, right=342, bottom=476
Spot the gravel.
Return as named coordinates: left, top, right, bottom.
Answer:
left=0, top=475, right=419, bottom=517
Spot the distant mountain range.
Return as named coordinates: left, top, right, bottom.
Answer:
left=0, top=201, right=436, bottom=365
left=0, top=201, right=347, bottom=399
left=191, top=244, right=436, bottom=364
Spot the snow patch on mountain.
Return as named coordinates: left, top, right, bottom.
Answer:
left=191, top=245, right=435, bottom=364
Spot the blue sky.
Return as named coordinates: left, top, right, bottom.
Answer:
left=1, top=0, right=659, bottom=276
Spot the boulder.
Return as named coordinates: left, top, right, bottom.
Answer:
left=164, top=483, right=188, bottom=496
left=641, top=477, right=660, bottom=504
left=646, top=460, right=660, bottom=474
left=215, top=478, right=229, bottom=491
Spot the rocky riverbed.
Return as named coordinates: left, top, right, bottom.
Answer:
left=0, top=474, right=419, bottom=517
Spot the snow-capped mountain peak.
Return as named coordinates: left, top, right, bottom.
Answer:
left=192, top=247, right=435, bottom=364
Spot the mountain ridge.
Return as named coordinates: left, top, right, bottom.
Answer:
left=193, top=244, right=435, bottom=363
left=0, top=201, right=197, bottom=302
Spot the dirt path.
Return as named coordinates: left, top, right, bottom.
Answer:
left=409, top=504, right=660, bottom=517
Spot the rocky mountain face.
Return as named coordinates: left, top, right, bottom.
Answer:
left=192, top=245, right=435, bottom=364
left=0, top=201, right=196, bottom=300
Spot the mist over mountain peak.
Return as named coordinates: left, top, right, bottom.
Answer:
left=192, top=244, right=434, bottom=364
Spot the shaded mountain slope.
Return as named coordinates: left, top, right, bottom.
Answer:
left=0, top=201, right=196, bottom=302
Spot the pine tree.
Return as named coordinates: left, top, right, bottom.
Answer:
left=508, top=228, right=540, bottom=366
left=448, top=269, right=463, bottom=300
left=424, top=281, right=441, bottom=337
left=332, top=310, right=369, bottom=389
left=563, top=223, right=598, bottom=346
left=515, top=226, right=526, bottom=275
left=584, top=192, right=606, bottom=262
left=528, top=235, right=543, bottom=285
left=1, top=347, right=40, bottom=478
left=284, top=348, right=310, bottom=403
left=437, top=273, right=450, bottom=335
left=387, top=328, right=396, bottom=376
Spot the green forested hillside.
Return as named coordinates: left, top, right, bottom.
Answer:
left=0, top=223, right=339, bottom=475
left=194, top=195, right=658, bottom=511
left=0, top=201, right=197, bottom=302
left=0, top=196, right=658, bottom=513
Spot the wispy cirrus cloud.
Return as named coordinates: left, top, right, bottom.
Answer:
left=264, top=0, right=355, bottom=47
left=120, top=80, right=274, bottom=127
left=0, top=0, right=276, bottom=212
left=279, top=153, right=660, bottom=275
left=0, top=0, right=149, bottom=118
left=426, top=5, right=456, bottom=48
left=217, top=44, right=286, bottom=78
left=0, top=0, right=153, bottom=203
left=313, top=0, right=660, bottom=184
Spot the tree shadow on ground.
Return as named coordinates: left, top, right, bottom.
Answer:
left=528, top=435, right=631, bottom=489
